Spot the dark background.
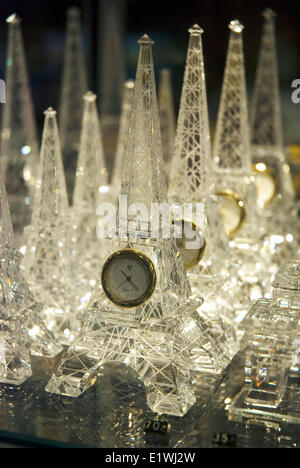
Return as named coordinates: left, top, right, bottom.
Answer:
left=0, top=0, right=299, bottom=143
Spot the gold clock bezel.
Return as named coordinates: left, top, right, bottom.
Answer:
left=172, top=219, right=206, bottom=270
left=101, top=248, right=157, bottom=308
left=215, top=189, right=246, bottom=239
left=252, top=162, right=278, bottom=206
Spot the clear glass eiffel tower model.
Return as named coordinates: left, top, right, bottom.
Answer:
left=168, top=25, right=237, bottom=357
left=71, top=91, right=109, bottom=307
left=111, top=80, right=135, bottom=199
left=22, top=108, right=80, bottom=347
left=250, top=8, right=298, bottom=262
left=45, top=34, right=229, bottom=416
left=98, top=0, right=126, bottom=179
left=0, top=168, right=32, bottom=385
left=0, top=157, right=63, bottom=385
left=229, top=258, right=300, bottom=425
left=59, top=6, right=88, bottom=199
left=212, top=20, right=272, bottom=322
left=158, top=68, right=176, bottom=178
left=1, top=13, right=39, bottom=238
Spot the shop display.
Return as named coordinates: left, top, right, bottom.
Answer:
left=0, top=3, right=298, bottom=449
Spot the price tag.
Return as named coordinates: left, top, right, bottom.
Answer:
left=213, top=432, right=237, bottom=447
left=145, top=419, right=171, bottom=435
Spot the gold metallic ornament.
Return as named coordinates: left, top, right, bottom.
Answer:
left=173, top=220, right=206, bottom=270
left=215, top=190, right=246, bottom=238
left=252, top=162, right=278, bottom=207
left=101, top=248, right=156, bottom=308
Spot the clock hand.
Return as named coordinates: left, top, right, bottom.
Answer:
left=127, top=277, right=139, bottom=291
left=121, top=270, right=131, bottom=280
left=116, top=277, right=129, bottom=289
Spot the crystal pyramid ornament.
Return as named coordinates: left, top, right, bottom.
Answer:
left=212, top=20, right=271, bottom=321
left=22, top=108, right=80, bottom=347
left=111, top=80, right=135, bottom=197
left=98, top=0, right=126, bottom=179
left=229, top=259, right=300, bottom=424
left=59, top=6, right=88, bottom=199
left=71, top=91, right=109, bottom=303
left=250, top=9, right=298, bottom=262
left=158, top=68, right=176, bottom=177
left=45, top=34, right=229, bottom=416
left=168, top=25, right=238, bottom=356
left=1, top=13, right=39, bottom=238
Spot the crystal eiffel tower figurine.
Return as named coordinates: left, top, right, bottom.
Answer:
left=111, top=80, right=135, bottom=198
left=45, top=34, right=229, bottom=416
left=251, top=9, right=295, bottom=208
left=98, top=0, right=126, bottom=179
left=158, top=68, right=176, bottom=177
left=1, top=13, right=39, bottom=238
left=168, top=25, right=237, bottom=357
left=71, top=91, right=109, bottom=302
left=212, top=20, right=256, bottom=237
left=212, top=20, right=271, bottom=320
left=229, top=259, right=300, bottom=424
left=0, top=163, right=32, bottom=384
left=0, top=157, right=63, bottom=384
left=59, top=6, right=88, bottom=199
left=250, top=8, right=298, bottom=261
left=22, top=108, right=80, bottom=347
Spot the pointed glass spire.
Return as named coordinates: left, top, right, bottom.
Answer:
left=59, top=6, right=88, bottom=198
left=32, top=108, right=69, bottom=226
left=111, top=80, right=135, bottom=194
left=213, top=20, right=251, bottom=174
left=168, top=25, right=212, bottom=202
left=23, top=108, right=79, bottom=347
left=98, top=0, right=125, bottom=181
left=250, top=8, right=295, bottom=202
left=73, top=91, right=108, bottom=211
left=1, top=13, right=39, bottom=235
left=250, top=9, right=282, bottom=149
left=71, top=91, right=108, bottom=286
left=121, top=34, right=167, bottom=209
left=98, top=0, right=125, bottom=119
left=158, top=68, right=176, bottom=175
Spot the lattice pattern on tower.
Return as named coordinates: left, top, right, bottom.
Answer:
left=169, top=25, right=211, bottom=202
left=213, top=20, right=251, bottom=174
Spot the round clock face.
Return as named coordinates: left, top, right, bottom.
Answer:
left=173, top=220, right=206, bottom=270
left=216, top=190, right=246, bottom=238
left=252, top=162, right=277, bottom=207
left=101, top=249, right=156, bottom=308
